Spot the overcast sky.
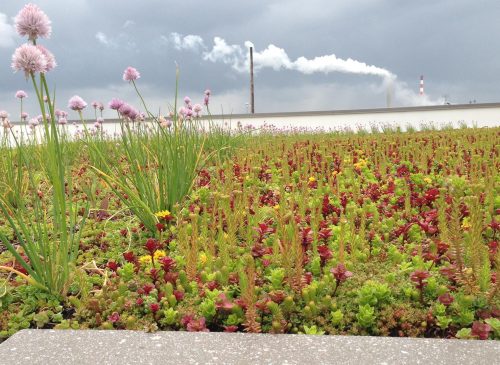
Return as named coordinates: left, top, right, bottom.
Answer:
left=1, top=0, right=499, bottom=120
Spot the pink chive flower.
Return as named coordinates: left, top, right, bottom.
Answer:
left=128, top=108, right=139, bottom=121
left=193, top=103, right=203, bottom=117
left=118, top=103, right=132, bottom=116
left=123, top=67, right=140, bottom=82
left=203, top=89, right=211, bottom=106
left=92, top=101, right=99, bottom=109
left=16, top=90, right=28, bottom=99
left=14, top=3, right=52, bottom=41
left=109, top=98, right=125, bottom=110
left=0, top=111, right=9, bottom=120
left=159, top=117, right=172, bottom=128
left=3, top=120, right=12, bottom=129
left=97, top=117, right=104, bottom=124
left=184, top=96, right=192, bottom=105
left=55, top=110, right=68, bottom=118
left=58, top=117, right=67, bottom=125
left=98, top=102, right=104, bottom=111
left=11, top=44, right=48, bottom=78
left=36, top=45, right=56, bottom=72
left=68, top=95, right=87, bottom=111
left=28, top=118, right=39, bottom=127
left=21, top=112, right=29, bottom=120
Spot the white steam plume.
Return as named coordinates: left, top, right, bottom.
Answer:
left=202, top=38, right=394, bottom=79
left=168, top=33, right=440, bottom=106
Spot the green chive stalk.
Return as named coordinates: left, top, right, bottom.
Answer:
left=0, top=67, right=87, bottom=295
left=90, top=69, right=208, bottom=234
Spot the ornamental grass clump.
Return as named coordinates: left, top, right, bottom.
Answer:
left=90, top=66, right=208, bottom=235
left=0, top=3, right=87, bottom=295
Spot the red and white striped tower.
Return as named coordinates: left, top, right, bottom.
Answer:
left=419, top=75, right=424, bottom=96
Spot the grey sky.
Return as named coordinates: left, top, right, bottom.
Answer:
left=0, top=0, right=499, bottom=120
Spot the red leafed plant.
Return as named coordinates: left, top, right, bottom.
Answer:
left=317, top=245, right=333, bottom=266
left=471, top=321, right=492, bottom=340
left=438, top=293, right=454, bottom=306
left=331, top=263, right=353, bottom=296
left=410, top=270, right=431, bottom=303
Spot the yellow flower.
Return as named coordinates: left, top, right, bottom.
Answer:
left=139, top=250, right=166, bottom=265
left=423, top=177, right=432, bottom=184
left=308, top=176, right=316, bottom=183
left=199, top=252, right=208, bottom=266
left=354, top=159, right=367, bottom=169
left=154, top=250, right=166, bottom=260
left=155, top=210, right=172, bottom=219
left=139, top=255, right=152, bottom=265
left=273, top=204, right=280, bottom=211
left=461, top=218, right=471, bottom=229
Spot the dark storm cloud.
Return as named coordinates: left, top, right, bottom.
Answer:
left=0, top=0, right=499, bottom=118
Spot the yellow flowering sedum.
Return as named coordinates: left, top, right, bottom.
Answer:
left=199, top=252, right=208, bottom=266
left=155, top=210, right=172, bottom=219
left=354, top=159, right=368, bottom=169
left=138, top=250, right=167, bottom=265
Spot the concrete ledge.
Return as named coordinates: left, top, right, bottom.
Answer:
left=8, top=102, right=500, bottom=126
left=0, top=330, right=498, bottom=365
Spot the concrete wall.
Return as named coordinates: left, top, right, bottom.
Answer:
left=200, top=103, right=500, bottom=130
left=4, top=103, right=500, bottom=144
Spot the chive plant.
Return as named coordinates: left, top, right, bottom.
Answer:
left=0, top=4, right=88, bottom=295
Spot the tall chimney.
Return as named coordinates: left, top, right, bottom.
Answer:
left=250, top=46, right=255, bottom=114
left=419, top=75, right=424, bottom=96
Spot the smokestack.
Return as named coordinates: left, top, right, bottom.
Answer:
left=250, top=46, right=255, bottom=114
left=419, top=75, right=424, bottom=96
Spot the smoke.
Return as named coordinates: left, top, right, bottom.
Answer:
left=293, top=55, right=392, bottom=78
left=201, top=37, right=394, bottom=79
left=167, top=33, right=441, bottom=107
